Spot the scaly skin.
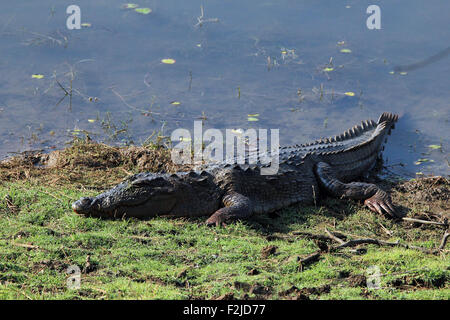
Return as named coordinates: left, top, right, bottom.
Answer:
left=72, top=112, right=401, bottom=226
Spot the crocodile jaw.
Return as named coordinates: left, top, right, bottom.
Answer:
left=72, top=197, right=107, bottom=217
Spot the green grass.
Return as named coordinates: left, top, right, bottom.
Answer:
left=0, top=179, right=448, bottom=300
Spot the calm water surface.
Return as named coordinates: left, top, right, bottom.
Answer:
left=0, top=0, right=448, bottom=177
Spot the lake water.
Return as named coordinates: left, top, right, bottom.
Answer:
left=0, top=0, right=448, bottom=177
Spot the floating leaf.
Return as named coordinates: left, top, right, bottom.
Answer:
left=123, top=3, right=139, bottom=9
left=81, top=23, right=91, bottom=27
left=323, top=67, right=334, bottom=72
left=340, top=48, right=352, bottom=53
left=170, top=101, right=181, bottom=106
left=31, top=74, right=44, bottom=79
left=399, top=71, right=408, bottom=75
left=414, top=158, right=434, bottom=165
left=337, top=41, right=345, bottom=46
left=161, top=58, right=176, bottom=64
left=135, top=7, right=152, bottom=14
left=428, top=144, right=442, bottom=150
left=88, top=119, right=96, bottom=123
left=344, top=92, right=355, bottom=96
left=231, top=129, right=244, bottom=135
left=389, top=71, right=395, bottom=74
left=247, top=113, right=259, bottom=122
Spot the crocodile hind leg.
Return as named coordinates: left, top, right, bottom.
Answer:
left=315, top=162, right=401, bottom=218
left=206, top=192, right=253, bottom=227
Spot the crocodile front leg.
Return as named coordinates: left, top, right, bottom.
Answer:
left=206, top=192, right=253, bottom=227
left=315, top=162, right=401, bottom=218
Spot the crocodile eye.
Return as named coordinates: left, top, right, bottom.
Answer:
left=130, top=179, right=146, bottom=187
left=130, top=176, right=167, bottom=187
left=152, top=187, right=175, bottom=194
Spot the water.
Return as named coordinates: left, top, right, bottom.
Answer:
left=0, top=0, right=448, bottom=177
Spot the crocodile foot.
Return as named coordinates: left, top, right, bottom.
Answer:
left=364, top=190, right=402, bottom=219
left=205, top=212, right=227, bottom=228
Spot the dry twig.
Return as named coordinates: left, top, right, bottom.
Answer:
left=402, top=217, right=448, bottom=227
left=438, top=230, right=450, bottom=250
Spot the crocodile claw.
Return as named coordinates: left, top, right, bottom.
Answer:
left=206, top=212, right=227, bottom=228
left=364, top=190, right=402, bottom=219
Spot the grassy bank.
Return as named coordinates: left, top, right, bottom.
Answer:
left=0, top=140, right=448, bottom=299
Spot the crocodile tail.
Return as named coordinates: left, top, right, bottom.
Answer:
left=329, top=112, right=399, bottom=155
left=281, top=112, right=399, bottom=169
left=371, top=112, right=399, bottom=142
left=296, top=112, right=398, bottom=150
left=377, top=112, right=398, bottom=130
left=313, top=112, right=399, bottom=180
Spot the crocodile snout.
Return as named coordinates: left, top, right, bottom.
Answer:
left=72, top=197, right=94, bottom=215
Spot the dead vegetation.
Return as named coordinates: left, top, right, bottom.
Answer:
left=0, top=139, right=192, bottom=189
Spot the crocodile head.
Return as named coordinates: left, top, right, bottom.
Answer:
left=72, top=173, right=181, bottom=218
left=72, top=171, right=220, bottom=218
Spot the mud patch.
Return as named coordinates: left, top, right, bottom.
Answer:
left=279, top=284, right=331, bottom=300
left=261, top=245, right=278, bottom=258
left=388, top=274, right=448, bottom=290
left=346, top=274, right=367, bottom=288
left=393, top=176, right=449, bottom=227
left=396, top=176, right=449, bottom=203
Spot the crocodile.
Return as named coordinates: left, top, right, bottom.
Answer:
left=72, top=112, right=401, bottom=226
